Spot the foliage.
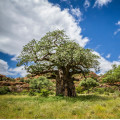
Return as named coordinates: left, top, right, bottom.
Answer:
left=20, top=78, right=24, bottom=82
left=28, top=90, right=36, bottom=96
left=102, top=65, right=120, bottom=84
left=30, top=76, right=53, bottom=92
left=17, top=30, right=99, bottom=75
left=40, top=89, right=49, bottom=97
left=80, top=78, right=99, bottom=93
left=17, top=30, right=99, bottom=96
left=26, top=74, right=33, bottom=78
left=8, top=77, right=15, bottom=82
left=76, top=86, right=84, bottom=94
left=93, top=86, right=118, bottom=94
left=1, top=77, right=7, bottom=81
left=0, top=86, right=10, bottom=95
left=24, top=79, right=31, bottom=83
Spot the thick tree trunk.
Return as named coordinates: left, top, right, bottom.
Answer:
left=63, top=80, right=76, bottom=97
left=56, top=69, right=76, bottom=97
left=56, top=69, right=64, bottom=96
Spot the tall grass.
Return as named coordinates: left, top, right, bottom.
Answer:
left=0, top=94, right=120, bottom=119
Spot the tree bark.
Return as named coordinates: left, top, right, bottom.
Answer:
left=56, top=69, right=64, bottom=96
left=56, top=69, right=76, bottom=97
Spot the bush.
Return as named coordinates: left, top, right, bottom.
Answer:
left=94, top=87, right=105, bottom=94
left=40, top=89, right=49, bottom=97
left=93, top=87, right=116, bottom=94
left=21, top=90, right=28, bottom=95
left=30, top=76, right=53, bottom=91
left=20, top=78, right=24, bottom=82
left=105, top=87, right=115, bottom=93
left=8, top=77, right=15, bottom=82
left=0, top=86, right=10, bottom=95
left=24, top=79, right=31, bottom=83
left=80, top=78, right=99, bottom=93
left=76, top=86, right=84, bottom=94
left=2, top=77, right=7, bottom=81
left=28, top=90, right=36, bottom=96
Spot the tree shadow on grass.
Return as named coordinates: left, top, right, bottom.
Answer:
left=51, top=94, right=112, bottom=103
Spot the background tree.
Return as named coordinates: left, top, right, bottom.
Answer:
left=17, top=30, right=99, bottom=97
left=80, top=78, right=99, bottom=94
left=102, top=65, right=120, bottom=86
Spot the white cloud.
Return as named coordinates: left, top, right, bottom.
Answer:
left=0, top=0, right=119, bottom=77
left=94, top=0, right=112, bottom=8
left=116, top=21, right=120, bottom=25
left=114, top=29, right=120, bottom=35
left=0, top=59, right=27, bottom=77
left=0, top=59, right=10, bottom=75
left=61, top=0, right=67, bottom=2
left=9, top=66, right=28, bottom=77
left=118, top=56, right=120, bottom=59
left=71, top=8, right=82, bottom=18
left=93, top=51, right=120, bottom=75
left=84, top=0, right=90, bottom=10
left=114, top=21, right=120, bottom=35
left=106, top=53, right=111, bottom=58
left=0, top=0, right=88, bottom=57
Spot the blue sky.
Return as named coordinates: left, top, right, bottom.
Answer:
left=0, top=0, right=120, bottom=78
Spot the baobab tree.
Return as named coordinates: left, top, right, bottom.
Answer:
left=17, top=30, right=99, bottom=97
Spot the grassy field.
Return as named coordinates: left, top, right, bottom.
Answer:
left=0, top=94, right=120, bottom=119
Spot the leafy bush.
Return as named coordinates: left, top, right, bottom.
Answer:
left=30, top=76, right=53, bottom=92
left=1, top=77, right=7, bottom=81
left=102, top=65, right=120, bottom=84
left=105, top=87, right=115, bottom=93
left=24, top=79, right=31, bottom=83
left=28, top=90, right=36, bottom=96
left=8, top=77, right=15, bottom=82
left=40, top=89, right=49, bottom=97
left=94, top=87, right=105, bottom=94
left=93, top=87, right=116, bottom=94
left=76, top=86, right=84, bottom=94
left=20, top=78, right=24, bottom=82
left=80, top=78, right=99, bottom=93
left=21, top=90, right=29, bottom=95
left=0, top=86, right=10, bottom=95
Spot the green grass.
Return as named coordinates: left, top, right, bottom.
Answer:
left=0, top=94, right=120, bottom=119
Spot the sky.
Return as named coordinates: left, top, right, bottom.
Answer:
left=0, top=0, right=120, bottom=78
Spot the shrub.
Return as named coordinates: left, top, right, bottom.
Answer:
left=2, top=77, right=7, bottom=81
left=40, top=89, right=49, bottom=97
left=0, top=86, right=10, bottom=95
left=30, top=76, right=53, bottom=91
left=24, top=79, right=31, bottom=83
left=8, top=77, right=15, bottom=82
left=76, top=86, right=84, bottom=94
left=21, top=90, right=28, bottom=95
left=20, top=78, right=24, bottom=82
left=80, top=78, right=99, bottom=93
left=105, top=87, right=115, bottom=93
left=102, top=65, right=120, bottom=84
left=94, top=87, right=105, bottom=94
left=93, top=87, right=116, bottom=94
left=28, top=90, right=36, bottom=96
